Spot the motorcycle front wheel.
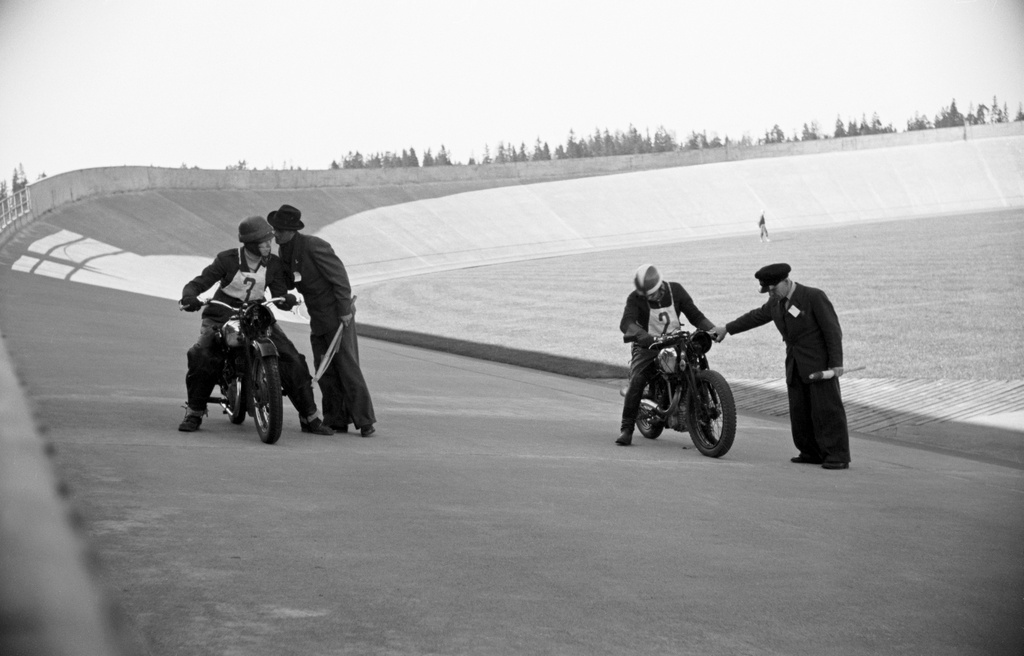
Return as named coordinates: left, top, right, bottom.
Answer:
left=685, top=369, right=736, bottom=458
left=225, top=374, right=248, bottom=425
left=251, top=354, right=283, bottom=445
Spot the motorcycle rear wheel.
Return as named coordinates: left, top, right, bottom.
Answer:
left=251, top=354, right=283, bottom=445
left=636, top=398, right=664, bottom=439
left=685, top=369, right=736, bottom=458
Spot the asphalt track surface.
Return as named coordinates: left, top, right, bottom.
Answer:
left=2, top=262, right=1023, bottom=655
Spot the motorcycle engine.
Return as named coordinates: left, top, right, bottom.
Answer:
left=657, top=349, right=680, bottom=374
left=666, top=404, right=688, bottom=430
left=222, top=319, right=243, bottom=348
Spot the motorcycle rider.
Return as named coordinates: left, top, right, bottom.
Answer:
left=617, top=264, right=718, bottom=446
left=177, top=215, right=333, bottom=435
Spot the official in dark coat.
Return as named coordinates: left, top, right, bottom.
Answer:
left=268, top=204, right=377, bottom=437
left=177, top=215, right=332, bottom=435
left=713, top=263, right=851, bottom=469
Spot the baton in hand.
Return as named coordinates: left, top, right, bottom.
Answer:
left=313, top=323, right=344, bottom=384
left=311, top=295, right=356, bottom=384
left=808, top=366, right=865, bottom=381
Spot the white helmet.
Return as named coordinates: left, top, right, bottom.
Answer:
left=634, top=264, right=662, bottom=297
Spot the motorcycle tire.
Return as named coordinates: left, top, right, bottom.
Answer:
left=685, top=369, right=736, bottom=458
left=636, top=398, right=664, bottom=439
left=251, top=353, right=283, bottom=445
left=226, top=375, right=248, bottom=425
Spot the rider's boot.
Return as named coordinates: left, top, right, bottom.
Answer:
left=300, top=414, right=335, bottom=435
left=615, top=419, right=634, bottom=446
left=178, top=406, right=205, bottom=432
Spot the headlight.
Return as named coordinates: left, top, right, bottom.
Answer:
left=689, top=331, right=713, bottom=355
left=222, top=319, right=243, bottom=348
left=241, top=303, right=275, bottom=333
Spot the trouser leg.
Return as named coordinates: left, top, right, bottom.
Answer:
left=185, top=319, right=222, bottom=412
left=810, top=377, right=851, bottom=464
left=787, top=379, right=823, bottom=460
left=618, top=347, right=658, bottom=445
left=621, top=368, right=655, bottom=423
left=270, top=323, right=318, bottom=419
left=621, top=346, right=658, bottom=423
left=311, top=331, right=354, bottom=427
left=329, top=323, right=375, bottom=428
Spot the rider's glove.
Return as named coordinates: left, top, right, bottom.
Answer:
left=275, top=294, right=298, bottom=311
left=636, top=333, right=656, bottom=348
left=180, top=296, right=203, bottom=312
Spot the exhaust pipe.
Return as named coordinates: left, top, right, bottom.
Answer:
left=645, top=386, right=682, bottom=419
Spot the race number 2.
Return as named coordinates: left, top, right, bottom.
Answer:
left=242, top=276, right=256, bottom=301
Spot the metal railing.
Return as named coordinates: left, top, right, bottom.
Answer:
left=0, top=187, right=31, bottom=236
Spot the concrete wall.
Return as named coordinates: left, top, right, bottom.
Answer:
left=7, top=130, right=1022, bottom=290
left=22, top=121, right=1024, bottom=221
left=322, top=135, right=1024, bottom=284
left=0, top=334, right=135, bottom=656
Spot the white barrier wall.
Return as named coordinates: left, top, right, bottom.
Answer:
left=320, top=136, right=1024, bottom=284
left=21, top=122, right=1024, bottom=221
left=8, top=130, right=1022, bottom=288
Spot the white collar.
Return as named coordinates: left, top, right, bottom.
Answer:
left=240, top=247, right=264, bottom=271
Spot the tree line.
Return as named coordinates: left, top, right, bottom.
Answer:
left=3, top=96, right=1022, bottom=193
left=0, top=163, right=35, bottom=200
left=907, top=96, right=1017, bottom=131
left=333, top=95, right=1024, bottom=169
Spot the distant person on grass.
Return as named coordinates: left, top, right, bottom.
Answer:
left=759, top=211, right=770, bottom=243
left=712, top=263, right=851, bottom=470
left=269, top=204, right=377, bottom=437
left=177, top=215, right=333, bottom=435
left=616, top=263, right=719, bottom=446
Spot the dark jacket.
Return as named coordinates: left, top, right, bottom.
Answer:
left=620, top=281, right=714, bottom=343
left=726, top=282, right=843, bottom=384
left=182, top=248, right=289, bottom=323
left=278, top=233, right=353, bottom=337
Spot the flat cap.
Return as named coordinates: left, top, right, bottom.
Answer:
left=755, top=263, right=791, bottom=293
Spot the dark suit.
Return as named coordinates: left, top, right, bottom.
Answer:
left=279, top=233, right=376, bottom=430
left=726, top=282, right=850, bottom=464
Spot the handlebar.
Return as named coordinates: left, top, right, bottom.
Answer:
left=179, top=297, right=297, bottom=311
left=211, top=297, right=290, bottom=308
left=647, top=329, right=716, bottom=354
left=648, top=329, right=689, bottom=349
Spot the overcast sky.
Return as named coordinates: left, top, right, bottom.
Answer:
left=1, top=0, right=1022, bottom=182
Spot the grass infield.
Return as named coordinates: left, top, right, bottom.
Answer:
left=357, top=209, right=1023, bottom=384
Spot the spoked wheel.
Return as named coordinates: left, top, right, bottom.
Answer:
left=225, top=375, right=248, bottom=424
left=251, top=354, right=283, bottom=445
left=685, top=370, right=736, bottom=458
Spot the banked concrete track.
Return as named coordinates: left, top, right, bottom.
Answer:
left=1, top=131, right=1023, bottom=655
left=7, top=134, right=1024, bottom=445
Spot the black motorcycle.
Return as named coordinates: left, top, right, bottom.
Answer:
left=636, top=329, right=737, bottom=458
left=206, top=298, right=284, bottom=445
